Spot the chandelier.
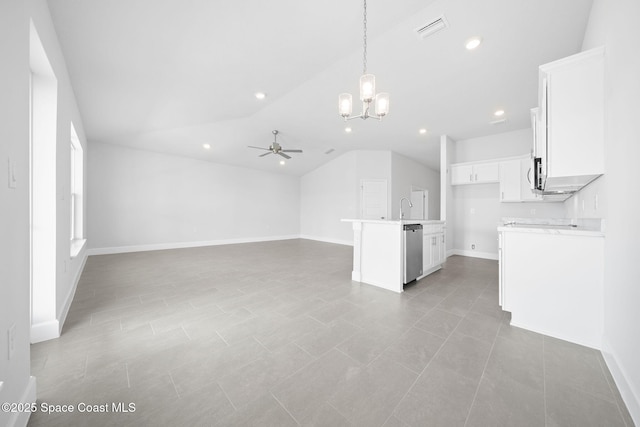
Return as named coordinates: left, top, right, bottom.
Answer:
left=339, top=0, right=389, bottom=121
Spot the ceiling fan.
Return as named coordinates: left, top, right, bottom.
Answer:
left=248, top=130, right=303, bottom=159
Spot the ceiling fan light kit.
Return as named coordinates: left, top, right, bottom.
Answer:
left=248, top=130, right=303, bottom=160
left=339, top=0, right=389, bottom=121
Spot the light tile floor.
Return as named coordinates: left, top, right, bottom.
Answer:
left=28, top=239, right=634, bottom=426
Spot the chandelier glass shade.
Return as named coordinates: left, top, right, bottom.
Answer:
left=339, top=0, right=389, bottom=121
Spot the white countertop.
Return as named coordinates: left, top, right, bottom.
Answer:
left=342, top=219, right=445, bottom=225
left=497, top=224, right=604, bottom=237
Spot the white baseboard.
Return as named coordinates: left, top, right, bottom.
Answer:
left=602, top=338, right=640, bottom=426
left=30, top=320, right=60, bottom=344
left=57, top=252, right=88, bottom=334
left=86, top=235, right=301, bottom=256
left=449, top=249, right=498, bottom=261
left=299, top=235, right=353, bottom=246
left=7, top=376, right=36, bottom=427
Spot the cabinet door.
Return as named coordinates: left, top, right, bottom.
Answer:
left=430, top=235, right=438, bottom=266
left=520, top=157, right=541, bottom=201
left=546, top=49, right=604, bottom=178
left=473, top=162, right=500, bottom=183
left=499, top=160, right=521, bottom=202
left=423, top=234, right=433, bottom=271
left=432, top=233, right=445, bottom=266
left=451, top=164, right=473, bottom=185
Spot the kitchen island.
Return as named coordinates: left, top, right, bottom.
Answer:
left=342, top=219, right=446, bottom=293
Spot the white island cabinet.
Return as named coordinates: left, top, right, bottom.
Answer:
left=342, top=219, right=446, bottom=293
left=498, top=224, right=604, bottom=349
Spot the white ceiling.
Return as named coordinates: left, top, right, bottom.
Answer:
left=47, top=0, right=593, bottom=175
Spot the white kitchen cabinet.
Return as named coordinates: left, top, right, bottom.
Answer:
left=422, top=224, right=445, bottom=273
left=519, top=157, right=541, bottom=201
left=537, top=47, right=604, bottom=188
left=499, top=156, right=543, bottom=203
left=499, top=160, right=521, bottom=202
left=451, top=161, right=499, bottom=185
left=498, top=227, right=604, bottom=349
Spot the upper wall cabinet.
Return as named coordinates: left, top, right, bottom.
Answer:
left=499, top=156, right=545, bottom=203
left=535, top=47, right=604, bottom=193
left=451, top=161, right=499, bottom=185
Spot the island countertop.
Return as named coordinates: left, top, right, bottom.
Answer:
left=342, top=219, right=445, bottom=225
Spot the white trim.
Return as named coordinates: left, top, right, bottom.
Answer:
left=510, top=318, right=600, bottom=350
left=417, top=264, right=442, bottom=280
left=602, top=338, right=640, bottom=426
left=6, top=376, right=36, bottom=427
left=86, top=235, right=301, bottom=256
left=298, top=235, right=353, bottom=246
left=57, top=252, right=87, bottom=333
left=70, top=238, right=86, bottom=258
left=31, top=320, right=59, bottom=343
left=449, top=249, right=498, bottom=261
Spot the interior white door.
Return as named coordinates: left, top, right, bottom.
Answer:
left=361, top=179, right=388, bottom=219
left=410, top=190, right=427, bottom=220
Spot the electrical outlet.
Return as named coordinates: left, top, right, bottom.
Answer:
left=471, top=244, right=476, bottom=250
left=8, top=323, right=16, bottom=360
left=530, top=209, right=536, bottom=215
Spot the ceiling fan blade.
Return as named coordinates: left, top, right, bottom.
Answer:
left=248, top=145, right=270, bottom=151
left=281, top=149, right=303, bottom=153
left=278, top=152, right=291, bottom=159
left=259, top=152, right=273, bottom=157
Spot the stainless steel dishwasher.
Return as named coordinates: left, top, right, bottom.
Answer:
left=403, top=224, right=423, bottom=284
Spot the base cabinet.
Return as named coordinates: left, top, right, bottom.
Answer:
left=423, top=224, right=445, bottom=274
left=500, top=229, right=604, bottom=348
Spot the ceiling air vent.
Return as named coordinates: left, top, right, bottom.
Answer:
left=414, top=15, right=449, bottom=40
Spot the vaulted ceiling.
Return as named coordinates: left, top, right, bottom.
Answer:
left=47, top=0, right=593, bottom=175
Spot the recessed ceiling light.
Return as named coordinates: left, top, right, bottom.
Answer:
left=419, top=128, right=427, bottom=134
left=465, top=37, right=482, bottom=50
left=279, top=160, right=285, bottom=165
left=255, top=92, right=266, bottom=100
left=345, top=127, right=352, bottom=133
left=202, top=143, right=211, bottom=149
left=494, top=109, right=505, bottom=116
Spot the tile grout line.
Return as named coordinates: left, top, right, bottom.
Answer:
left=216, top=381, right=238, bottom=412
left=384, top=322, right=457, bottom=426
left=595, top=350, right=630, bottom=426
left=462, top=311, right=501, bottom=427
left=270, top=391, right=302, bottom=426
left=125, top=362, right=131, bottom=388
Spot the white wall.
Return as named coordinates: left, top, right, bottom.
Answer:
left=29, top=0, right=89, bottom=344
left=300, top=150, right=391, bottom=245
left=450, top=129, right=565, bottom=259
left=300, top=150, right=440, bottom=245
left=391, top=152, right=440, bottom=221
left=87, top=142, right=300, bottom=253
left=0, top=0, right=88, bottom=424
left=577, top=0, right=640, bottom=423
left=0, top=2, right=34, bottom=425
left=300, top=151, right=358, bottom=245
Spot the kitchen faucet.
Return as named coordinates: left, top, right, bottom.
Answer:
left=399, top=197, right=413, bottom=219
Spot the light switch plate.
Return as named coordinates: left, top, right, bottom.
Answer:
left=8, top=323, right=16, bottom=360
left=8, top=157, right=17, bottom=189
